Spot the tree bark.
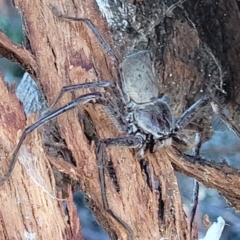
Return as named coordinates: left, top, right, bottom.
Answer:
left=0, top=0, right=240, bottom=239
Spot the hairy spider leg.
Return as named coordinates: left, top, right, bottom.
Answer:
left=170, top=94, right=212, bottom=150
left=49, top=5, right=127, bottom=105
left=175, top=94, right=211, bottom=130
left=190, top=133, right=201, bottom=236
left=44, top=80, right=127, bottom=134
left=97, top=136, right=144, bottom=240
left=176, top=94, right=240, bottom=141
left=210, top=99, right=240, bottom=139
left=47, top=80, right=114, bottom=112
left=49, top=5, right=118, bottom=62
left=190, top=179, right=199, bottom=236
left=49, top=6, right=125, bottom=103
left=0, top=92, right=103, bottom=185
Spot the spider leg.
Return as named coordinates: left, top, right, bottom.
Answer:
left=46, top=80, right=114, bottom=113
left=190, top=133, right=201, bottom=236
left=175, top=94, right=211, bottom=129
left=49, top=5, right=118, bottom=61
left=0, top=92, right=103, bottom=185
left=190, top=179, right=199, bottom=237
left=176, top=94, right=240, bottom=140
left=44, top=80, right=127, bottom=133
left=97, top=136, right=144, bottom=240
left=210, top=99, right=240, bottom=139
